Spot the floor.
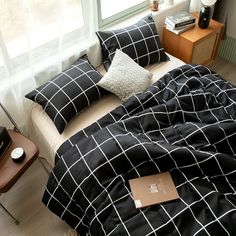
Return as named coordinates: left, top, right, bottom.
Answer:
left=208, top=57, right=236, bottom=85
left=0, top=159, right=72, bottom=236
left=0, top=56, right=235, bottom=236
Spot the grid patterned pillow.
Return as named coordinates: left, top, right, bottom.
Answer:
left=96, top=14, right=169, bottom=71
left=25, top=56, right=108, bottom=134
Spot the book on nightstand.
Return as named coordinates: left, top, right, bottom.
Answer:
left=165, top=11, right=196, bottom=29
left=165, top=23, right=195, bottom=35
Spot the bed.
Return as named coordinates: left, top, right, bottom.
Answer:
left=41, top=63, right=236, bottom=236
left=25, top=10, right=236, bottom=236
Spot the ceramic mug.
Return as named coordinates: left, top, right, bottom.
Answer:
left=150, top=0, right=158, bottom=11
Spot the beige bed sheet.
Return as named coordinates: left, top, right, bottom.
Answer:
left=28, top=54, right=185, bottom=166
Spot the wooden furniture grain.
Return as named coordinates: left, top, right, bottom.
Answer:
left=162, top=13, right=224, bottom=65
left=0, top=129, right=39, bottom=224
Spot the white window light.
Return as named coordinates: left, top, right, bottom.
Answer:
left=0, top=0, right=84, bottom=59
left=98, top=0, right=150, bottom=28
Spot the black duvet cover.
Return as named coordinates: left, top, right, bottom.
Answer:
left=43, top=64, right=236, bottom=236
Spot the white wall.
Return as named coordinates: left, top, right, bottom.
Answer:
left=227, top=0, right=236, bottom=38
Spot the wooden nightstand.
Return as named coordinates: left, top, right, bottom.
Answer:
left=0, top=129, right=39, bottom=224
left=162, top=13, right=224, bottom=65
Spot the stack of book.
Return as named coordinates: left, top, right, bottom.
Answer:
left=165, top=11, right=196, bottom=35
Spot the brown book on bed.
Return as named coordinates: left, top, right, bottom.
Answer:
left=129, top=172, right=180, bottom=208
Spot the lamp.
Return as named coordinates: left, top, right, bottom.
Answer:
left=198, top=0, right=217, bottom=29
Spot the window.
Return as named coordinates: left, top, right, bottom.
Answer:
left=98, top=0, right=149, bottom=28
left=0, top=0, right=90, bottom=78
left=0, top=0, right=84, bottom=59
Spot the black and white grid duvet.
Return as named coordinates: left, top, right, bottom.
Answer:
left=43, top=64, right=236, bottom=236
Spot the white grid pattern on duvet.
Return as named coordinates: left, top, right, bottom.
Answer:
left=45, top=64, right=236, bottom=235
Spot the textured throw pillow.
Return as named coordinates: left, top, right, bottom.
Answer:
left=25, top=56, right=108, bottom=134
left=97, top=49, right=152, bottom=101
left=96, top=14, right=169, bottom=71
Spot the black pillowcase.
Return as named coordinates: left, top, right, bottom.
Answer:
left=96, top=14, right=169, bottom=71
left=25, top=56, right=109, bottom=134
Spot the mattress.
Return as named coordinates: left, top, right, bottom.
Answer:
left=28, top=54, right=184, bottom=166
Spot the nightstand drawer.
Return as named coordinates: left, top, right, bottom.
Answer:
left=192, top=33, right=217, bottom=64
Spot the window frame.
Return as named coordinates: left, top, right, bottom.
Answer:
left=97, top=0, right=150, bottom=29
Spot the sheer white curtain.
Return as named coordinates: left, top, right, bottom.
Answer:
left=0, top=0, right=97, bottom=133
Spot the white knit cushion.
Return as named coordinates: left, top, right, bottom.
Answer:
left=98, top=50, right=152, bottom=101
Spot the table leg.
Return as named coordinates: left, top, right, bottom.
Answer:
left=0, top=202, right=19, bottom=225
